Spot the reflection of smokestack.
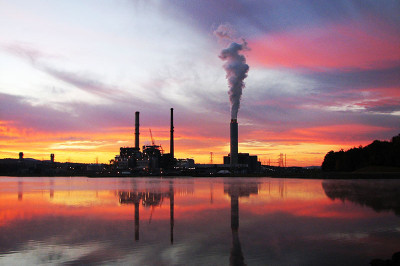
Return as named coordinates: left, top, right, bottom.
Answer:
left=18, top=180, right=23, bottom=201
left=135, top=111, right=140, bottom=149
left=50, top=179, right=54, bottom=199
left=230, top=119, right=238, bottom=166
left=135, top=201, right=139, bottom=241
left=231, top=195, right=239, bottom=231
left=230, top=194, right=245, bottom=265
left=170, top=108, right=174, bottom=159
left=169, top=181, right=174, bottom=244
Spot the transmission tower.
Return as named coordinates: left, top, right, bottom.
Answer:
left=278, top=153, right=284, bottom=167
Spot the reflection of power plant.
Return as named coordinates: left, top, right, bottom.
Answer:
left=18, top=180, right=23, bottom=201
left=50, top=178, right=54, bottom=198
left=118, top=181, right=175, bottom=243
left=17, top=178, right=55, bottom=200
left=224, top=182, right=259, bottom=266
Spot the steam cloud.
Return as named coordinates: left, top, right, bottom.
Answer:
left=215, top=25, right=249, bottom=119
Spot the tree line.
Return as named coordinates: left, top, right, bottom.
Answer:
left=322, top=134, right=400, bottom=172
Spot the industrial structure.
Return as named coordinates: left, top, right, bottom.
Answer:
left=224, top=153, right=260, bottom=173
left=113, top=108, right=177, bottom=175
left=170, top=108, right=174, bottom=159
left=222, top=118, right=261, bottom=174
left=230, top=119, right=238, bottom=166
left=113, top=107, right=270, bottom=175
left=111, top=108, right=262, bottom=175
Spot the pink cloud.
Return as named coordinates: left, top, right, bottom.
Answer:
left=247, top=124, right=393, bottom=145
left=247, top=20, right=400, bottom=70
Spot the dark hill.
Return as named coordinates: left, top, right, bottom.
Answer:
left=322, top=133, right=400, bottom=172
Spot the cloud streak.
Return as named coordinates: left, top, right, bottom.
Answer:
left=2, top=43, right=133, bottom=104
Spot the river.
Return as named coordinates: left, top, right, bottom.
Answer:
left=0, top=177, right=399, bottom=265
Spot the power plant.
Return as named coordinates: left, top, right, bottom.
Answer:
left=110, top=107, right=262, bottom=175
left=113, top=108, right=177, bottom=175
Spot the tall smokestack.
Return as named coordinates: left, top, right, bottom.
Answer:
left=230, top=119, right=238, bottom=166
left=135, top=111, right=140, bottom=149
left=214, top=25, right=247, bottom=168
left=170, top=108, right=174, bottom=159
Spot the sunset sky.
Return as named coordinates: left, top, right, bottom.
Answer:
left=0, top=0, right=399, bottom=166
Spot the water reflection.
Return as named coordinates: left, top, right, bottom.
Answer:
left=224, top=181, right=258, bottom=266
left=17, top=177, right=56, bottom=201
left=322, top=179, right=400, bottom=216
left=0, top=177, right=399, bottom=265
left=118, top=181, right=175, bottom=243
left=18, top=180, right=23, bottom=201
left=119, top=191, right=142, bottom=241
left=50, top=179, right=54, bottom=199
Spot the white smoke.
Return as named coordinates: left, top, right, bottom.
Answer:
left=213, top=23, right=236, bottom=41
left=214, top=24, right=249, bottom=119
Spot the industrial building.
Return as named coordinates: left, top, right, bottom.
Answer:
left=225, top=118, right=261, bottom=174
left=224, top=153, right=261, bottom=173
left=114, top=108, right=176, bottom=174
left=113, top=108, right=262, bottom=175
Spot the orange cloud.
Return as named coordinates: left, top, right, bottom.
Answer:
left=1, top=109, right=397, bottom=167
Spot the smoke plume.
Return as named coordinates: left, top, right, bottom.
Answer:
left=215, top=24, right=249, bottom=119
left=213, top=23, right=236, bottom=41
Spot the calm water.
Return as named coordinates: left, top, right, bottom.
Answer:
left=0, top=177, right=399, bottom=265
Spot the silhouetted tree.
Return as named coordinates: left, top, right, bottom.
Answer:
left=321, top=151, right=336, bottom=171
left=321, top=133, right=400, bottom=172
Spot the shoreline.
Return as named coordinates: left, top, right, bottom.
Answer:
left=1, top=171, right=399, bottom=179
